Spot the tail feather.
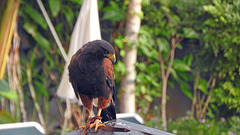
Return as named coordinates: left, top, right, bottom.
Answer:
left=101, top=101, right=116, bottom=122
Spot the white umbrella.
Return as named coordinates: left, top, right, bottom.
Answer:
left=57, top=0, right=101, bottom=102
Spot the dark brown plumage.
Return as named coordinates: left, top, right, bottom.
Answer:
left=68, top=40, right=116, bottom=133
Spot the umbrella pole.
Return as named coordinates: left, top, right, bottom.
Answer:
left=61, top=99, right=71, bottom=135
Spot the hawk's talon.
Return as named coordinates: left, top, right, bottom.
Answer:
left=78, top=125, right=87, bottom=130
left=79, top=116, right=104, bottom=134
left=88, top=118, right=106, bottom=132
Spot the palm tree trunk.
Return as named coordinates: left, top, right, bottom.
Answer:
left=120, top=0, right=142, bottom=113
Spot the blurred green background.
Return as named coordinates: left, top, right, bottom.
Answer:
left=0, top=0, right=240, bottom=134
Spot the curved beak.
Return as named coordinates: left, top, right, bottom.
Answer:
left=106, top=53, right=116, bottom=64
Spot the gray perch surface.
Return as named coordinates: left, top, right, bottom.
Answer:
left=64, top=119, right=174, bottom=135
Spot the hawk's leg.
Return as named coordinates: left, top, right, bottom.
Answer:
left=89, top=109, right=105, bottom=132
left=78, top=94, right=94, bottom=132
left=78, top=109, right=93, bottom=130
left=88, top=95, right=111, bottom=131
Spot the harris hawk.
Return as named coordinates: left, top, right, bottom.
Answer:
left=68, top=40, right=116, bottom=133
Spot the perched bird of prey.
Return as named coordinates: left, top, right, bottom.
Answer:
left=68, top=40, right=116, bottom=133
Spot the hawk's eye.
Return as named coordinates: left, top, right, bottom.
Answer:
left=105, top=50, right=109, bottom=54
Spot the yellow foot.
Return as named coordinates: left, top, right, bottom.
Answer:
left=78, top=116, right=104, bottom=135
left=78, top=118, right=92, bottom=130
left=78, top=125, right=87, bottom=130
left=79, top=117, right=95, bottom=135
left=89, top=118, right=106, bottom=132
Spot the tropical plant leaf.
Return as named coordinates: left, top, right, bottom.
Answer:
left=178, top=72, right=190, bottom=81
left=170, top=68, right=178, bottom=79
left=157, top=37, right=170, bottom=53
left=135, top=62, right=147, bottom=71
left=168, top=80, right=174, bottom=88
left=0, top=79, right=9, bottom=92
left=34, top=81, right=49, bottom=98
left=183, top=27, right=198, bottom=39
left=173, top=59, right=191, bottom=72
left=69, top=0, right=82, bottom=5
left=49, top=0, right=61, bottom=17
left=0, top=111, right=16, bottom=124
left=114, top=38, right=124, bottom=49
left=180, top=83, right=193, bottom=99
left=0, top=90, right=18, bottom=101
left=102, top=1, right=125, bottom=21
left=183, top=54, right=193, bottom=66
left=0, top=79, right=18, bottom=100
left=23, top=22, right=50, bottom=50
left=176, top=43, right=183, bottom=49
left=198, top=78, right=208, bottom=94
left=63, top=6, right=74, bottom=28
left=24, top=4, right=48, bottom=30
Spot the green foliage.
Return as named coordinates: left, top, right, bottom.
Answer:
left=102, top=1, right=126, bottom=21
left=135, top=61, right=162, bottom=109
left=136, top=26, right=162, bottom=112
left=147, top=111, right=239, bottom=135
left=113, top=36, right=127, bottom=83
left=172, top=59, right=191, bottom=72
left=19, top=0, right=80, bottom=91
left=198, top=78, right=208, bottom=94
left=23, top=22, right=50, bottom=50
left=23, top=4, right=48, bottom=30
left=134, top=0, right=196, bottom=114
left=114, top=61, right=127, bottom=83
left=0, top=90, right=18, bottom=101
left=228, top=116, right=240, bottom=134
left=0, top=79, right=9, bottom=91
left=137, top=0, right=240, bottom=132
left=212, top=81, right=240, bottom=112
left=1, top=0, right=239, bottom=133
left=182, top=28, right=199, bottom=39
left=49, top=0, right=61, bottom=17
left=167, top=117, right=229, bottom=135
left=3, top=0, right=82, bottom=128
left=163, top=0, right=240, bottom=117
left=0, top=79, right=18, bottom=101
left=188, top=0, right=240, bottom=113
left=0, top=111, right=16, bottom=124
